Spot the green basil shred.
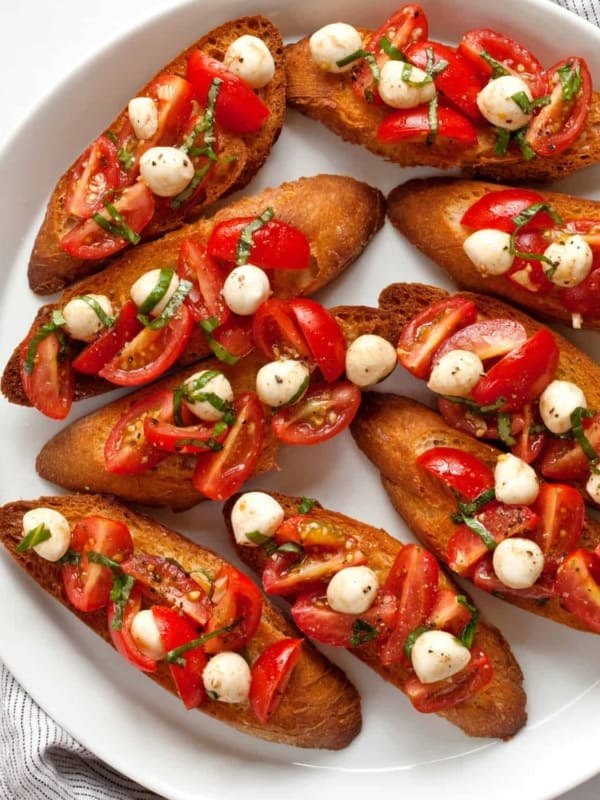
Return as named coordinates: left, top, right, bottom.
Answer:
left=23, top=310, right=67, bottom=375
left=16, top=524, right=52, bottom=553
left=557, top=60, right=581, bottom=101
left=570, top=406, right=598, bottom=464
left=298, top=496, right=317, bottom=514
left=93, top=199, right=141, bottom=245
left=137, top=268, right=175, bottom=316
left=378, top=36, right=405, bottom=61
left=138, top=279, right=192, bottom=330
left=235, top=207, right=275, bottom=266
left=479, top=50, right=511, bottom=79
left=200, top=316, right=241, bottom=365
left=166, top=618, right=242, bottom=667
left=426, top=95, right=439, bottom=145
left=79, top=295, right=115, bottom=329
left=349, top=618, right=378, bottom=648
left=457, top=596, right=479, bottom=649
left=403, top=625, right=431, bottom=660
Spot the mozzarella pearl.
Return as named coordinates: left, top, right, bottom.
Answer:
left=309, top=23, right=363, bottom=74
left=224, top=35, right=275, bottom=89
left=427, top=349, right=484, bottom=397
left=22, top=508, right=71, bottom=562
left=130, top=269, right=180, bottom=317
left=494, top=453, right=539, bottom=505
left=477, top=75, right=533, bottom=130
left=139, top=146, right=194, bottom=197
left=222, top=264, right=271, bottom=315
left=539, top=380, right=587, bottom=435
left=62, top=294, right=114, bottom=342
left=378, top=61, right=436, bottom=109
left=203, top=651, right=251, bottom=703
left=130, top=610, right=166, bottom=660
left=462, top=228, right=514, bottom=276
left=411, top=630, right=471, bottom=684
left=543, top=235, right=593, bottom=288
left=182, top=370, right=234, bottom=422
left=230, top=492, right=285, bottom=547
left=127, top=96, right=158, bottom=140
left=326, top=566, right=379, bottom=615
left=586, top=471, right=600, bottom=504
left=256, top=359, right=310, bottom=407
left=345, top=334, right=397, bottom=387
left=492, top=537, right=545, bottom=589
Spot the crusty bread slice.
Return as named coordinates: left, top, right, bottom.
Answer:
left=0, top=493, right=361, bottom=749
left=224, top=491, right=527, bottom=740
left=29, top=16, right=286, bottom=295
left=4, top=175, right=385, bottom=409
left=286, top=35, right=600, bottom=183
left=386, top=177, right=600, bottom=330
left=351, top=393, right=600, bottom=633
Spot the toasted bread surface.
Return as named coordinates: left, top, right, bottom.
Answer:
left=0, top=493, right=361, bottom=749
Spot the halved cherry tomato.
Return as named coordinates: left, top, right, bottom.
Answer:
left=291, top=589, right=398, bottom=647
left=20, top=329, right=74, bottom=420
left=186, top=51, right=269, bottom=134
left=65, top=134, right=121, bottom=219
left=108, top=584, right=157, bottom=673
left=207, top=217, right=311, bottom=272
left=433, top=319, right=527, bottom=365
left=397, top=296, right=477, bottom=379
left=274, top=516, right=346, bottom=548
left=252, top=298, right=311, bottom=362
left=530, top=483, right=584, bottom=575
left=203, top=565, right=263, bottom=654
left=177, top=238, right=229, bottom=326
left=505, top=230, right=555, bottom=295
left=459, top=188, right=553, bottom=233
left=458, top=29, right=547, bottom=98
left=428, top=588, right=472, bottom=637
left=416, top=446, right=494, bottom=501
left=472, top=554, right=555, bottom=599
left=540, top=411, right=600, bottom=482
left=143, top=414, right=229, bottom=455
left=560, top=268, right=600, bottom=318
left=63, top=516, right=133, bottom=612
left=262, top=542, right=367, bottom=596
left=471, top=329, right=559, bottom=412
left=271, top=381, right=362, bottom=445
left=99, top=304, right=194, bottom=386
left=555, top=548, right=600, bottom=632
left=151, top=605, right=208, bottom=709
left=525, top=58, right=592, bottom=157
left=404, top=649, right=493, bottom=713
left=72, top=300, right=143, bottom=375
left=144, top=74, right=195, bottom=150
left=250, top=638, right=303, bottom=723
left=288, top=298, right=346, bottom=382
left=511, top=403, right=547, bottom=464
left=60, top=182, right=155, bottom=260
left=377, top=104, right=478, bottom=146
left=211, top=314, right=255, bottom=360
left=192, top=392, right=265, bottom=501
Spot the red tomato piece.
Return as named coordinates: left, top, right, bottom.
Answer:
left=530, top=483, right=584, bottom=575
left=510, top=403, right=547, bottom=464
left=207, top=217, right=311, bottom=271
left=427, top=588, right=473, bottom=637
left=262, top=541, right=367, bottom=597
left=72, top=300, right=143, bottom=375
left=203, top=565, right=263, bottom=654
left=559, top=268, right=600, bottom=318
left=505, top=230, right=555, bottom=295
left=377, top=104, right=478, bottom=146
left=250, top=638, right=303, bottom=723
left=177, top=238, right=229, bottom=326
left=471, top=329, right=559, bottom=412
left=433, top=319, right=527, bottom=365
left=459, top=188, right=553, bottom=233
left=143, top=415, right=229, bottom=455
left=555, top=548, right=600, bottom=632
left=539, top=421, right=600, bottom=483
left=144, top=74, right=195, bottom=149
left=65, top=134, right=121, bottom=219
left=252, top=298, right=311, bottom=362
left=63, top=516, right=134, bottom=612
left=288, top=298, right=346, bottom=382
left=271, top=380, right=362, bottom=445
left=274, top=516, right=347, bottom=548
left=210, top=314, right=255, bottom=360
left=108, top=584, right=157, bottom=672
left=397, top=296, right=478, bottom=379
left=20, top=329, right=73, bottom=420
left=404, top=649, right=493, bottom=713
left=416, top=446, right=494, bottom=501
left=472, top=554, right=555, bottom=599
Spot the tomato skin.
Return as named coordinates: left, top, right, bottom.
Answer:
left=530, top=483, right=584, bottom=575
left=433, top=319, right=527, bottom=365
left=274, top=516, right=347, bottom=548
left=428, top=588, right=472, bottom=637
left=108, top=584, right=157, bottom=672
left=540, top=411, right=600, bottom=482
left=20, top=330, right=74, bottom=420
left=510, top=403, right=547, bottom=465
left=404, top=649, right=493, bottom=713
left=416, top=446, right=494, bottom=501
left=460, top=188, right=552, bottom=233
left=271, top=380, right=362, bottom=445
left=506, top=230, right=555, bottom=295
left=143, top=415, right=228, bottom=455
left=252, top=298, right=311, bottom=362
left=262, top=542, right=367, bottom=596
left=559, top=267, right=600, bottom=317
left=555, top=548, right=600, bottom=632
left=72, top=300, right=143, bottom=375
left=211, top=314, right=255, bottom=360
left=65, top=134, right=121, bottom=219
left=377, top=105, right=478, bottom=146
left=177, top=238, right=229, bottom=326
left=203, top=565, right=263, bottom=654
left=472, top=554, right=556, bottom=599
left=250, top=638, right=303, bottom=723
left=288, top=298, right=346, bottom=382
left=207, top=218, right=311, bottom=271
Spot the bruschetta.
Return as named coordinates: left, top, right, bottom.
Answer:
left=387, top=177, right=600, bottom=330
left=286, top=4, right=600, bottom=182
left=3, top=175, right=385, bottom=420
left=223, top=490, right=527, bottom=740
left=351, top=393, right=600, bottom=636
left=29, top=16, right=286, bottom=295
left=0, top=493, right=361, bottom=749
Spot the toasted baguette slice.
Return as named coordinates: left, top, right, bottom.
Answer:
left=351, top=393, right=600, bottom=634
left=29, top=16, right=286, bottom=295
left=224, top=491, right=527, bottom=740
left=4, top=175, right=385, bottom=409
left=0, top=493, right=361, bottom=749
left=387, top=177, right=600, bottom=330
left=286, top=36, right=600, bottom=183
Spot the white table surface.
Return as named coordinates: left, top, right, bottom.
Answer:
left=0, top=1, right=598, bottom=798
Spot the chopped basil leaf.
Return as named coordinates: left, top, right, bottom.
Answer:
left=87, top=551, right=121, bottom=570
left=200, top=317, right=240, bottom=365
left=403, top=624, right=430, bottom=660
left=513, top=127, right=536, bottom=161
left=235, top=207, right=275, bottom=266
left=137, top=268, right=175, bottom=316
left=277, top=541, right=304, bottom=556
left=452, top=487, right=496, bottom=523
left=166, top=617, right=242, bottom=667
left=497, top=411, right=516, bottom=447
left=336, top=47, right=368, bottom=68
left=58, top=549, right=80, bottom=566
left=510, top=92, right=551, bottom=114
left=180, top=118, right=211, bottom=155
left=425, top=46, right=448, bottom=78
left=97, top=200, right=142, bottom=245
left=207, top=690, right=220, bottom=701
left=426, top=94, right=439, bottom=146
left=261, top=538, right=279, bottom=556
left=401, top=60, right=433, bottom=87
left=117, top=146, right=135, bottom=172
left=462, top=515, right=496, bottom=550
left=109, top=572, right=135, bottom=631
left=349, top=618, right=378, bottom=648
left=173, top=435, right=224, bottom=452
left=570, top=406, right=598, bottom=463
left=79, top=295, right=115, bottom=329
left=493, top=126, right=511, bottom=156
left=138, top=279, right=192, bottom=330
left=23, top=311, right=68, bottom=375
left=457, top=596, right=479, bottom=649
left=16, top=523, right=52, bottom=553
left=557, top=60, right=581, bottom=101
left=246, top=530, right=272, bottom=545
left=298, top=496, right=317, bottom=514
left=278, top=375, right=310, bottom=408
left=479, top=50, right=511, bottom=79
left=509, top=202, right=563, bottom=259
left=180, top=369, right=236, bottom=425
left=440, top=394, right=506, bottom=415
left=105, top=130, right=117, bottom=144
left=170, top=162, right=212, bottom=209
left=379, top=36, right=405, bottom=61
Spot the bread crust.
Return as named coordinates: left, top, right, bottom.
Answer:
left=29, top=16, right=286, bottom=295
left=0, top=493, right=361, bottom=750
left=224, top=492, right=527, bottom=740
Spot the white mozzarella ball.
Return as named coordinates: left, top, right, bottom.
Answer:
left=477, top=75, right=533, bottom=130
left=539, top=380, right=587, bottom=435
left=492, top=537, right=545, bottom=589
left=326, top=566, right=379, bottom=615
left=345, top=334, right=397, bottom=387
left=182, top=370, right=234, bottom=422
left=411, top=630, right=471, bottom=684
left=543, top=235, right=593, bottom=288
left=256, top=359, right=310, bottom=407
left=494, top=453, right=540, bottom=505
left=203, top=651, right=251, bottom=703
left=230, top=492, right=285, bottom=546
left=130, top=269, right=180, bottom=317
left=427, top=349, right=484, bottom=397
left=462, top=228, right=515, bottom=276
left=62, top=294, right=114, bottom=342
left=130, top=609, right=166, bottom=660
left=127, top=96, right=159, bottom=140
left=378, top=61, right=436, bottom=109
left=309, top=23, right=363, bottom=73
left=586, top=471, right=600, bottom=504
left=222, top=264, right=271, bottom=315
left=139, top=146, right=195, bottom=197
left=224, top=35, right=275, bottom=89
left=22, top=508, right=71, bottom=562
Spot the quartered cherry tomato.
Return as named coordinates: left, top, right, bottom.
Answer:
left=510, top=403, right=547, bottom=464
left=377, top=104, right=478, bottom=146
left=108, top=584, right=157, bottom=672
left=252, top=298, right=311, bottom=361
left=203, top=565, right=263, bottom=654
left=250, top=638, right=303, bottom=723
left=72, top=300, right=143, bottom=375
left=262, top=542, right=367, bottom=596
left=416, top=446, right=494, bottom=501
left=428, top=588, right=473, bottom=637
left=433, top=319, right=527, bottom=364
left=459, top=188, right=552, bottom=233
left=288, top=298, right=346, bottom=382
left=472, top=554, right=555, bottom=599
left=531, top=483, right=584, bottom=575
left=65, top=134, right=121, bottom=219
left=143, top=415, right=229, bottom=455
left=540, top=409, right=600, bottom=482
left=20, top=329, right=74, bottom=420
left=271, top=381, right=362, bottom=445
left=555, top=548, right=600, bottom=632
left=144, top=74, right=195, bottom=150
left=177, top=238, right=229, bottom=326
left=404, top=649, right=493, bottom=713
left=207, top=217, right=311, bottom=271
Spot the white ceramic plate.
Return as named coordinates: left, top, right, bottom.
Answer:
left=2, top=1, right=600, bottom=798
